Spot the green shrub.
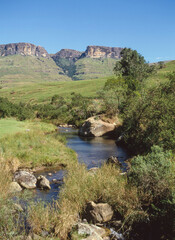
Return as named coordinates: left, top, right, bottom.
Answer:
left=128, top=146, right=175, bottom=239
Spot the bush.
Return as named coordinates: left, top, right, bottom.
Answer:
left=128, top=146, right=175, bottom=239
left=122, top=75, right=175, bottom=153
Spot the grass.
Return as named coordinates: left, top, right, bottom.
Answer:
left=74, top=58, right=117, bottom=80
left=0, top=118, right=56, bottom=138
left=144, top=60, right=175, bottom=88
left=0, top=77, right=108, bottom=104
left=0, top=60, right=174, bottom=105
left=28, top=164, right=144, bottom=239
left=0, top=119, right=77, bottom=168
left=0, top=55, right=71, bottom=87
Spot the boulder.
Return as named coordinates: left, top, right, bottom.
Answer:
left=85, top=201, right=113, bottom=223
left=37, top=175, right=51, bottom=190
left=79, top=117, right=116, bottom=137
left=9, top=181, right=23, bottom=193
left=78, top=222, right=106, bottom=240
left=14, top=170, right=37, bottom=189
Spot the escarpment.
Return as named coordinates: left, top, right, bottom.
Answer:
left=0, top=42, right=49, bottom=58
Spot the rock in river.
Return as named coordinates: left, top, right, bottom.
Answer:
left=79, top=117, right=116, bottom=137
left=13, top=170, right=37, bottom=189
left=37, top=175, right=51, bottom=190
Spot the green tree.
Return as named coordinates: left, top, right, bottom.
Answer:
left=99, top=77, right=128, bottom=116
left=114, top=48, right=156, bottom=91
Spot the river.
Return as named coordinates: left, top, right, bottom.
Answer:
left=33, top=127, right=129, bottom=202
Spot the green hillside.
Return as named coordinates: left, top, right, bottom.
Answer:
left=0, top=60, right=174, bottom=105
left=144, top=60, right=175, bottom=88
left=0, top=77, right=108, bottom=104
left=73, top=58, right=117, bottom=80
left=0, top=55, right=71, bottom=86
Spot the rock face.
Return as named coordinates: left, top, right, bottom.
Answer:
left=13, top=170, right=37, bottom=189
left=0, top=43, right=49, bottom=58
left=84, top=201, right=113, bottom=223
left=79, top=117, right=116, bottom=137
left=81, top=46, right=123, bottom=59
left=37, top=175, right=51, bottom=190
left=52, top=49, right=82, bottom=62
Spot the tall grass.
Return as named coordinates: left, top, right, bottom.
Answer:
left=28, top=164, right=145, bottom=239
left=0, top=128, right=77, bottom=168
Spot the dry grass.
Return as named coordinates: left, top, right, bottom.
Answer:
left=28, top=163, right=145, bottom=239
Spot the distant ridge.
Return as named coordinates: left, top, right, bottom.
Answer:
left=51, top=45, right=123, bottom=60
left=51, top=45, right=123, bottom=80
left=0, top=43, right=123, bottom=82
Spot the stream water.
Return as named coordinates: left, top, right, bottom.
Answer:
left=33, top=127, right=129, bottom=202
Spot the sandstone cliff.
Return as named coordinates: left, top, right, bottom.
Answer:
left=0, top=43, right=49, bottom=58
left=81, top=46, right=123, bottom=59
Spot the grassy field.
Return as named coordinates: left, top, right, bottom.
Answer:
left=0, top=61, right=174, bottom=105
left=0, top=76, right=108, bottom=104
left=0, top=118, right=56, bottom=138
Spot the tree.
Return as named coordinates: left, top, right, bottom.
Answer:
left=114, top=48, right=156, bottom=91
left=99, top=77, right=128, bottom=116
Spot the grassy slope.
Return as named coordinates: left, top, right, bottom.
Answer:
left=0, top=60, right=174, bottom=105
left=145, top=60, right=175, bottom=87
left=0, top=55, right=71, bottom=86
left=0, top=77, right=108, bottom=104
left=73, top=58, right=117, bottom=80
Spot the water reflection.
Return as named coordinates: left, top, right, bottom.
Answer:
left=58, top=127, right=129, bottom=170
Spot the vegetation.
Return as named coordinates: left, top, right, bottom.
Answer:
left=128, top=146, right=175, bottom=239
left=74, top=58, right=117, bottom=80
left=0, top=77, right=107, bottom=104
left=0, top=97, right=34, bottom=120
left=0, top=49, right=175, bottom=239
left=114, top=48, right=156, bottom=91
left=121, top=72, right=175, bottom=153
left=53, top=57, right=77, bottom=78
left=0, top=55, right=70, bottom=87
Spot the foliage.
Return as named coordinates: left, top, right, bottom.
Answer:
left=114, top=48, right=156, bottom=91
left=53, top=57, right=76, bottom=78
left=157, top=61, right=166, bottom=69
left=0, top=97, right=34, bottom=120
left=98, top=76, right=128, bottom=116
left=36, top=92, right=95, bottom=126
left=122, top=74, right=175, bottom=153
left=128, top=146, right=175, bottom=239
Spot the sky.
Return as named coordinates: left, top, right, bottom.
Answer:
left=0, top=0, right=175, bottom=62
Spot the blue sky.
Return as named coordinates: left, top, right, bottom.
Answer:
left=0, top=0, right=174, bottom=62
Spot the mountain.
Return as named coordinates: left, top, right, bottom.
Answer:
left=0, top=42, right=49, bottom=58
left=0, top=43, right=123, bottom=85
left=80, top=46, right=122, bottom=59
left=0, top=43, right=71, bottom=86
left=51, top=45, right=123, bottom=80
